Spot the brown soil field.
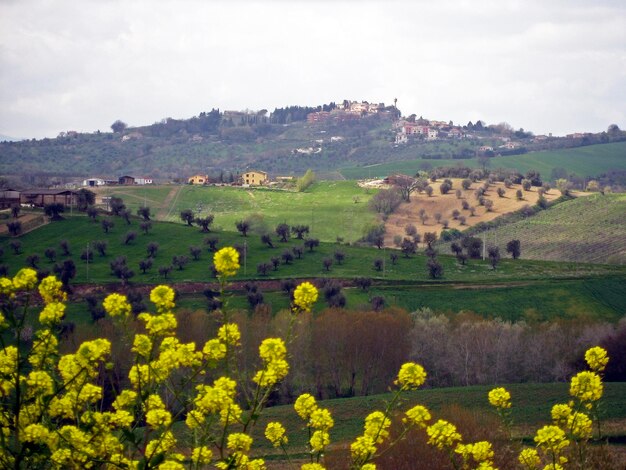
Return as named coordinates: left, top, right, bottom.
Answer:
left=383, top=178, right=565, bottom=247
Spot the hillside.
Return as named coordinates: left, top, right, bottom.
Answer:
left=1, top=105, right=624, bottom=184
left=339, top=141, right=626, bottom=181
left=437, top=193, right=626, bottom=265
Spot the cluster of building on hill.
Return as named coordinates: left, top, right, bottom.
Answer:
left=392, top=117, right=526, bottom=153
left=306, top=100, right=397, bottom=124
left=187, top=170, right=290, bottom=187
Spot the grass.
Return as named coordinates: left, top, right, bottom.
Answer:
left=94, top=181, right=378, bottom=243
left=251, top=382, right=626, bottom=452
left=438, top=193, right=626, bottom=265
left=2, top=214, right=625, bottom=286
left=338, top=141, right=626, bottom=179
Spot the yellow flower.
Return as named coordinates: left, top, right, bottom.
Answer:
left=247, top=459, right=266, bottom=470
left=404, top=404, right=431, bottom=427
left=265, top=422, right=288, bottom=447
left=202, top=338, right=227, bottom=361
left=309, top=407, right=334, bottom=431
left=146, top=409, right=172, bottom=428
left=570, top=371, right=603, bottom=402
left=214, top=247, right=240, bottom=277
left=38, top=302, right=66, bottom=325
left=227, top=433, right=253, bottom=452
left=103, top=293, right=132, bottom=319
left=132, top=334, right=153, bottom=358
left=350, top=435, right=376, bottom=460
left=0, top=346, right=19, bottom=375
left=259, top=338, right=287, bottom=363
left=534, top=425, right=569, bottom=453
left=21, top=423, right=50, bottom=444
left=584, top=346, right=609, bottom=372
left=191, top=446, right=213, bottom=464
left=470, top=441, right=494, bottom=463
left=294, top=393, right=318, bottom=420
left=113, top=390, right=137, bottom=410
left=364, top=411, right=391, bottom=444
left=361, top=465, right=377, bottom=470
left=0, top=277, right=13, bottom=296
left=293, top=281, right=318, bottom=312
left=301, top=464, right=326, bottom=470
left=38, top=275, right=66, bottom=304
left=567, top=412, right=592, bottom=439
left=518, top=448, right=541, bottom=469
left=475, top=463, right=497, bottom=470
left=551, top=404, right=572, bottom=425
left=220, top=403, right=242, bottom=425
left=310, top=430, right=330, bottom=452
left=26, top=370, right=54, bottom=396
left=396, top=362, right=427, bottom=390
left=150, top=285, right=176, bottom=312
left=12, top=268, right=38, bottom=291
left=218, top=323, right=241, bottom=345
left=488, top=387, right=511, bottom=409
left=138, top=312, right=178, bottom=336
left=426, top=420, right=462, bottom=449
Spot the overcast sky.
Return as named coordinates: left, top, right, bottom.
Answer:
left=1, top=0, right=625, bottom=139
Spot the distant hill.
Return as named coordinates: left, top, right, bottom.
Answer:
left=437, top=193, right=626, bottom=265
left=339, top=141, right=626, bottom=182
left=0, top=104, right=624, bottom=184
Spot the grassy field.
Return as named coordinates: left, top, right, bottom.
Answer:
left=338, top=141, right=626, bottom=179
left=437, top=193, right=626, bottom=265
left=94, top=181, right=377, bottom=243
left=251, top=382, right=626, bottom=454
left=2, top=214, right=625, bottom=286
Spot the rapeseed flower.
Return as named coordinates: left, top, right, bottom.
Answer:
left=218, top=323, right=241, bottom=345
left=227, top=433, right=253, bottom=452
left=38, top=275, right=66, bottom=304
left=191, top=446, right=213, bottom=464
left=294, top=393, right=318, bottom=420
left=293, top=281, right=318, bottom=312
left=202, top=338, right=227, bottom=361
left=404, top=404, right=431, bottom=428
left=214, top=247, right=240, bottom=277
left=364, top=411, right=391, bottom=443
left=103, top=293, right=132, bottom=319
left=567, top=412, right=592, bottom=439
left=584, top=346, right=609, bottom=373
left=534, top=425, right=569, bottom=453
left=265, top=422, right=288, bottom=447
left=259, top=338, right=287, bottom=363
left=12, top=268, right=38, bottom=291
left=310, top=430, right=330, bottom=452
left=301, top=464, right=326, bottom=470
left=38, top=302, right=66, bottom=325
left=396, top=362, right=427, bottom=390
left=150, top=285, right=176, bottom=312
left=310, top=407, right=334, bottom=431
left=518, top=448, right=540, bottom=469
left=488, top=387, right=511, bottom=409
left=426, top=419, right=462, bottom=449
left=570, top=371, right=603, bottom=402
left=350, top=435, right=376, bottom=460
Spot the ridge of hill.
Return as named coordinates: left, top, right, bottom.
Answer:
left=1, top=105, right=624, bottom=185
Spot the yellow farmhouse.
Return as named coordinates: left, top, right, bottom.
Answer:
left=242, top=170, right=269, bottom=186
left=188, top=174, right=209, bottom=185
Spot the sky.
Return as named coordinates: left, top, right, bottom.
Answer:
left=1, top=0, right=625, bottom=140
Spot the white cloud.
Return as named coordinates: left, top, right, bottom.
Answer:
left=0, top=0, right=624, bottom=138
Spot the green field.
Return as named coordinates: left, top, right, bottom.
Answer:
left=3, top=214, right=625, bottom=286
left=251, top=382, right=626, bottom=453
left=96, top=181, right=377, bottom=243
left=339, top=141, right=626, bottom=179
left=439, top=193, right=626, bottom=265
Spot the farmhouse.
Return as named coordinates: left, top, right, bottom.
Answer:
left=20, top=189, right=78, bottom=207
left=188, top=174, right=209, bottom=185
left=118, top=175, right=136, bottom=185
left=82, top=178, right=106, bottom=187
left=0, top=189, right=21, bottom=209
left=242, top=170, right=269, bottom=186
